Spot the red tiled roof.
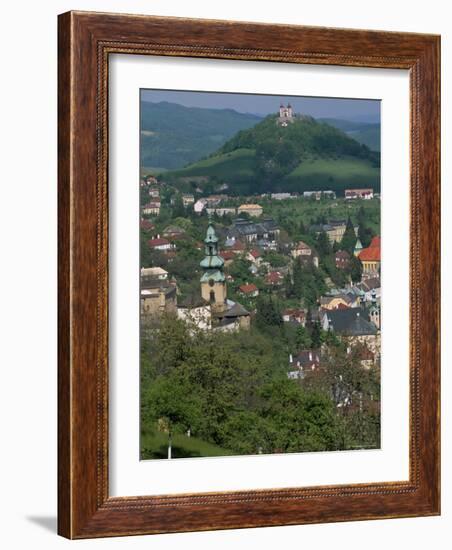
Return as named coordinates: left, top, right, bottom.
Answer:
left=358, top=235, right=381, bottom=261
left=221, top=250, right=235, bottom=261
left=140, top=220, right=155, bottom=231
left=232, top=241, right=246, bottom=251
left=295, top=240, right=311, bottom=250
left=282, top=308, right=305, bottom=317
left=359, top=247, right=380, bottom=261
left=369, top=236, right=381, bottom=248
left=266, top=271, right=283, bottom=283
left=166, top=234, right=188, bottom=242
left=249, top=249, right=261, bottom=258
left=239, top=283, right=258, bottom=294
left=148, top=238, right=170, bottom=247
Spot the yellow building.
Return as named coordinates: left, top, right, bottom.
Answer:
left=358, top=236, right=381, bottom=275
left=237, top=204, right=263, bottom=217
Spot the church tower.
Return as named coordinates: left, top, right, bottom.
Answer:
left=354, top=238, right=364, bottom=257
left=200, top=216, right=227, bottom=313
left=277, top=103, right=295, bottom=126
left=369, top=289, right=380, bottom=329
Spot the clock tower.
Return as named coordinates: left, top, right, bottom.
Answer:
left=200, top=216, right=227, bottom=313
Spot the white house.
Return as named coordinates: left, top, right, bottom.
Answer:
left=194, top=199, right=207, bottom=214
left=147, top=237, right=174, bottom=251
left=140, top=267, right=168, bottom=280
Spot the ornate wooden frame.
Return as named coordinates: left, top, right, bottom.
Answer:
left=58, top=11, right=440, bottom=539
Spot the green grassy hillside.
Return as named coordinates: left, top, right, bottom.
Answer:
left=169, top=148, right=255, bottom=178
left=141, top=426, right=234, bottom=459
left=284, top=155, right=380, bottom=192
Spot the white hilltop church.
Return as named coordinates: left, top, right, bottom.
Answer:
left=277, top=102, right=296, bottom=126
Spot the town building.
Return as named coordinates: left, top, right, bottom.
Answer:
left=147, top=237, right=174, bottom=252
left=246, top=249, right=263, bottom=265
left=303, top=190, right=336, bottom=200
left=265, top=271, right=284, bottom=286
left=194, top=198, right=207, bottom=214
left=237, top=204, right=263, bottom=217
left=355, top=276, right=381, bottom=302
left=142, top=201, right=161, bottom=216
left=320, top=294, right=355, bottom=311
left=144, top=174, right=158, bottom=186
left=321, top=307, right=380, bottom=355
left=291, top=241, right=319, bottom=267
left=270, top=193, right=294, bottom=200
left=291, top=240, right=312, bottom=259
left=310, top=220, right=358, bottom=243
left=177, top=295, right=212, bottom=331
left=282, top=308, right=306, bottom=325
left=335, top=250, right=351, bottom=269
left=163, top=225, right=186, bottom=239
left=287, top=350, right=321, bottom=380
left=140, top=277, right=177, bottom=322
left=182, top=193, right=195, bottom=207
left=226, top=218, right=280, bottom=245
left=140, top=219, right=155, bottom=232
left=206, top=207, right=237, bottom=217
left=206, top=194, right=229, bottom=206
left=239, top=283, right=259, bottom=298
left=230, top=240, right=246, bottom=254
left=140, top=267, right=168, bottom=280
left=345, top=188, right=374, bottom=200
left=220, top=250, right=235, bottom=266
left=358, top=236, right=381, bottom=275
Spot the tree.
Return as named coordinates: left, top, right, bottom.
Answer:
left=255, top=296, right=282, bottom=330
left=264, top=251, right=288, bottom=268
left=356, top=206, right=373, bottom=247
left=295, top=325, right=312, bottom=350
left=259, top=380, right=342, bottom=452
left=292, top=259, right=327, bottom=307
left=228, top=258, right=253, bottom=286
left=321, top=255, right=348, bottom=288
left=310, top=321, right=323, bottom=348
left=315, top=231, right=331, bottom=256
left=340, top=216, right=357, bottom=254
left=172, top=194, right=185, bottom=218
left=349, top=255, right=363, bottom=283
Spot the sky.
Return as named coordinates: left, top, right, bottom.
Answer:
left=141, top=89, right=380, bottom=123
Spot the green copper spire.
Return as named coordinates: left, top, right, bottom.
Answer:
left=354, top=238, right=364, bottom=257
left=200, top=217, right=225, bottom=283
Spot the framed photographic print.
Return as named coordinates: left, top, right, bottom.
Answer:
left=58, top=11, right=440, bottom=538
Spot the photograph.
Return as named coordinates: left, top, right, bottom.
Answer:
left=139, top=90, right=382, bottom=460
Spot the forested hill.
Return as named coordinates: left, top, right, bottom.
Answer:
left=318, top=118, right=380, bottom=152
left=140, top=101, right=262, bottom=171
left=165, top=114, right=381, bottom=196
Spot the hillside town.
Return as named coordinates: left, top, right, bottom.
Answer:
left=140, top=174, right=380, bottom=390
